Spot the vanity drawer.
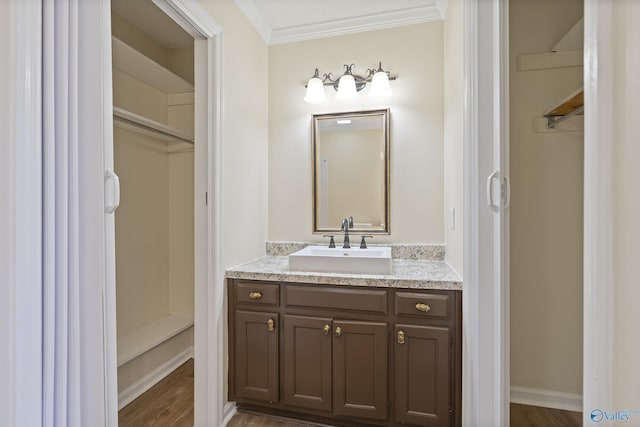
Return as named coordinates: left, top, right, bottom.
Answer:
left=284, top=285, right=387, bottom=314
left=395, top=292, right=450, bottom=319
left=235, top=281, right=279, bottom=306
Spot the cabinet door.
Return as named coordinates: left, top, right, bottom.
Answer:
left=283, top=315, right=332, bottom=411
left=235, top=310, right=279, bottom=402
left=395, top=324, right=450, bottom=426
left=333, top=320, right=388, bottom=421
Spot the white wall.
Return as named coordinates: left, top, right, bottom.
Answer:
left=269, top=22, right=444, bottom=244
left=443, top=0, right=464, bottom=275
left=0, top=1, right=16, bottom=423
left=609, top=0, right=640, bottom=411
left=198, top=0, right=269, bottom=268
left=510, top=0, right=583, bottom=400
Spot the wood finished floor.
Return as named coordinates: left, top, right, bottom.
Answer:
left=118, top=359, right=194, bottom=427
left=119, top=359, right=582, bottom=427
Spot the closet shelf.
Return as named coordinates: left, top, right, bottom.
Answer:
left=113, top=107, right=194, bottom=144
left=543, top=88, right=584, bottom=129
left=112, top=36, right=194, bottom=94
left=117, top=314, right=194, bottom=367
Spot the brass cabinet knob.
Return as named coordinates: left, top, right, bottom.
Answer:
left=335, top=326, right=342, bottom=337
left=267, top=318, right=275, bottom=332
left=397, top=330, right=405, bottom=345
left=323, top=324, right=331, bottom=336
left=415, top=302, right=431, bottom=313
left=249, top=291, right=263, bottom=299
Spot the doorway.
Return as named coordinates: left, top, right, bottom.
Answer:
left=104, top=2, right=225, bottom=425
left=110, top=0, right=196, bottom=415
left=508, top=0, right=584, bottom=416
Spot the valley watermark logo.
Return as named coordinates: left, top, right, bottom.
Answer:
left=590, top=408, right=640, bottom=423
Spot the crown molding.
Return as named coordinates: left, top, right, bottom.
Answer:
left=436, top=0, right=449, bottom=18
left=233, top=0, right=272, bottom=43
left=270, top=5, right=444, bottom=44
left=234, top=1, right=446, bottom=45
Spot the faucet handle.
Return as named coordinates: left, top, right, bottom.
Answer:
left=360, top=235, right=373, bottom=249
left=323, top=235, right=336, bottom=248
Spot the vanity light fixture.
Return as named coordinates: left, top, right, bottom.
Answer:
left=304, top=62, right=396, bottom=103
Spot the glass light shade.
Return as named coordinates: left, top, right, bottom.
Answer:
left=369, top=71, right=392, bottom=97
left=304, top=77, right=327, bottom=103
left=336, top=74, right=358, bottom=99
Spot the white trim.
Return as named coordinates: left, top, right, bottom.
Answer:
left=117, top=347, right=194, bottom=410
left=233, top=0, right=272, bottom=43
left=152, top=0, right=222, bottom=38
left=221, top=402, right=238, bottom=427
left=436, top=0, right=449, bottom=18
left=269, top=6, right=444, bottom=45
left=232, top=0, right=446, bottom=45
left=150, top=2, right=225, bottom=426
left=117, top=316, right=194, bottom=366
left=498, top=0, right=511, bottom=423
left=12, top=0, right=43, bottom=425
left=511, top=386, right=583, bottom=413
left=583, top=0, right=614, bottom=423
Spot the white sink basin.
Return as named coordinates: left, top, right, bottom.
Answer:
left=288, top=246, right=392, bottom=275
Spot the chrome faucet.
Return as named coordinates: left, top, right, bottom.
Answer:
left=341, top=216, right=354, bottom=248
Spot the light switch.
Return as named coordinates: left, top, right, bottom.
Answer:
left=449, top=208, right=456, bottom=231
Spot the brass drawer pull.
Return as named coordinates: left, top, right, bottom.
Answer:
left=323, top=324, right=331, bottom=336
left=397, top=330, right=405, bottom=345
left=415, top=302, right=431, bottom=313
left=249, top=291, right=263, bottom=299
left=267, top=318, right=275, bottom=332
left=335, top=326, right=342, bottom=337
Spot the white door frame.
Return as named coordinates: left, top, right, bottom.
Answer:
left=6, top=0, right=44, bottom=425
left=582, top=0, right=614, bottom=423
left=103, top=1, right=225, bottom=425
left=462, top=0, right=510, bottom=425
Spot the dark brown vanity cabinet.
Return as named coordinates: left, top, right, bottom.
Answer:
left=282, top=316, right=388, bottom=420
left=228, top=279, right=461, bottom=427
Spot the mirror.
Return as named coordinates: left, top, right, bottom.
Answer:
left=312, top=109, right=390, bottom=234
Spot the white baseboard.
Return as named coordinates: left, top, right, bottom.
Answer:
left=118, top=346, right=194, bottom=410
left=221, top=401, right=237, bottom=426
left=511, top=386, right=582, bottom=412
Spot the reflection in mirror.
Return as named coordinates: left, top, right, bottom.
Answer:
left=312, top=109, right=390, bottom=234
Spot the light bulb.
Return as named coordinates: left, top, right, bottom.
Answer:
left=369, top=70, right=392, bottom=97
left=336, top=74, right=357, bottom=99
left=304, top=76, right=327, bottom=103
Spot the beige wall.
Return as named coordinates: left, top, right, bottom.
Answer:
left=443, top=0, right=464, bottom=275
left=198, top=0, right=269, bottom=269
left=269, top=23, right=444, bottom=244
left=610, top=0, right=640, bottom=408
left=114, top=128, right=172, bottom=334
left=510, top=0, right=583, bottom=396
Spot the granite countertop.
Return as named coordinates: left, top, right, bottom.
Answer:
left=225, top=255, right=463, bottom=291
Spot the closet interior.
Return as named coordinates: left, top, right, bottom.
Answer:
left=510, top=0, right=584, bottom=414
left=110, top=0, right=195, bottom=409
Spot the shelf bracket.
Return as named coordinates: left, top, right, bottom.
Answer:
left=545, top=105, right=584, bottom=129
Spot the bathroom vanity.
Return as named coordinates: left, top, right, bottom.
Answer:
left=226, top=247, right=462, bottom=427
